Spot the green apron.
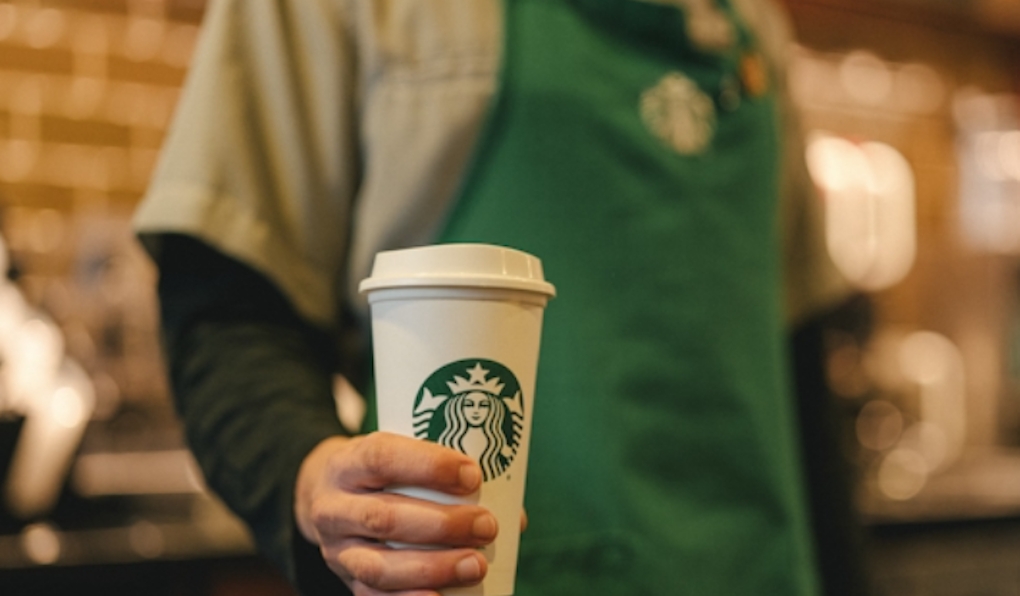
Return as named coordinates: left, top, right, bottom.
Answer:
left=438, top=0, right=819, bottom=593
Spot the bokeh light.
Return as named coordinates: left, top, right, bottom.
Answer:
left=878, top=448, right=929, bottom=501
left=857, top=400, right=905, bottom=452
left=840, top=51, right=894, bottom=107
left=21, top=523, right=61, bottom=565
left=807, top=133, right=917, bottom=291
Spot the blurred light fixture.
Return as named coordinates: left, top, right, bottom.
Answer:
left=856, top=399, right=904, bottom=452
left=64, top=76, right=107, bottom=120
left=10, top=76, right=44, bottom=115
left=791, top=46, right=944, bottom=116
left=878, top=447, right=929, bottom=500
left=892, top=63, right=945, bottom=114
left=51, top=386, right=87, bottom=429
left=860, top=328, right=969, bottom=501
left=806, top=133, right=917, bottom=291
left=971, top=129, right=1020, bottom=183
left=998, top=130, right=1020, bottom=179
left=0, top=139, right=40, bottom=183
left=24, top=8, right=66, bottom=49
left=105, top=82, right=147, bottom=127
left=899, top=421, right=949, bottom=474
left=0, top=232, right=96, bottom=519
left=789, top=50, right=840, bottom=108
left=21, top=523, right=61, bottom=565
left=0, top=4, right=17, bottom=41
left=898, top=331, right=967, bottom=470
left=840, top=50, right=893, bottom=107
left=129, top=520, right=165, bottom=559
left=976, top=131, right=1009, bottom=181
left=5, top=360, right=96, bottom=518
left=123, top=17, right=166, bottom=62
left=71, top=450, right=205, bottom=497
left=954, top=89, right=1020, bottom=253
left=70, top=14, right=109, bottom=56
left=0, top=285, right=28, bottom=344
left=5, top=317, right=65, bottom=408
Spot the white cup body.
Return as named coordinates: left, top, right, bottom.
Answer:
left=368, top=287, right=545, bottom=596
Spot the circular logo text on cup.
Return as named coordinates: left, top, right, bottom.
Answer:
left=414, top=359, right=523, bottom=482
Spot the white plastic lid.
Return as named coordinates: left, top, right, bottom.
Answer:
left=358, top=244, right=556, bottom=297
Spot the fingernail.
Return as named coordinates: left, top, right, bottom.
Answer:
left=472, top=513, right=498, bottom=540
left=455, top=554, right=483, bottom=583
left=459, top=464, right=481, bottom=490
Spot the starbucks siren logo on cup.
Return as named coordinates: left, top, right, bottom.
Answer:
left=415, top=360, right=524, bottom=482
left=360, top=243, right=555, bottom=596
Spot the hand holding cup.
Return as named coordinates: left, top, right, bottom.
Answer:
left=295, top=432, right=497, bottom=595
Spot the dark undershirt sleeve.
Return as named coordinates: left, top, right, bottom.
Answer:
left=145, top=233, right=350, bottom=596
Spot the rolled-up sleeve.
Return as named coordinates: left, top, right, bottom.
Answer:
left=134, top=0, right=358, bottom=326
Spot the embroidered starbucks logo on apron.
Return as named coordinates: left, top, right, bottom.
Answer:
left=640, top=71, right=716, bottom=155
left=414, top=360, right=524, bottom=482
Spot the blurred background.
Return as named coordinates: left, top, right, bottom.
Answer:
left=1, top=0, right=1020, bottom=594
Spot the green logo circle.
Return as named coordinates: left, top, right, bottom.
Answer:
left=413, top=359, right=524, bottom=482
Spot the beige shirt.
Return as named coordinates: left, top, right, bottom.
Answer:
left=134, top=0, right=845, bottom=327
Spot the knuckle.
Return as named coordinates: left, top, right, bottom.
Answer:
left=409, top=559, right=441, bottom=585
left=308, top=500, right=335, bottom=532
left=323, top=449, right=348, bottom=479
left=341, top=550, right=384, bottom=587
left=358, top=436, right=395, bottom=479
left=433, top=513, right=457, bottom=538
left=358, top=501, right=397, bottom=537
left=321, top=547, right=350, bottom=581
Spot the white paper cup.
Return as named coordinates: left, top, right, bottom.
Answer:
left=359, top=244, right=555, bottom=596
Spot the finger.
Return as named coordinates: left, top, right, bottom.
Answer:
left=349, top=582, right=442, bottom=596
left=327, top=540, right=487, bottom=593
left=311, top=491, right=498, bottom=547
left=349, top=584, right=440, bottom=596
left=334, top=432, right=482, bottom=494
left=346, top=572, right=442, bottom=596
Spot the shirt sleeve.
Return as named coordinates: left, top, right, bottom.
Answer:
left=134, top=0, right=359, bottom=326
left=154, top=234, right=350, bottom=596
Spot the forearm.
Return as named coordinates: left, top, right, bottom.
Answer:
left=169, top=315, right=344, bottom=569
left=151, top=234, right=349, bottom=592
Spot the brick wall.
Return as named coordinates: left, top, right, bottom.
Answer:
left=0, top=0, right=207, bottom=413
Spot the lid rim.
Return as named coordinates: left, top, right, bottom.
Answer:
left=358, top=243, right=556, bottom=298
left=359, top=275, right=556, bottom=297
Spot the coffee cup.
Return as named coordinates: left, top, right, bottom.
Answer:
left=359, top=243, right=555, bottom=596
